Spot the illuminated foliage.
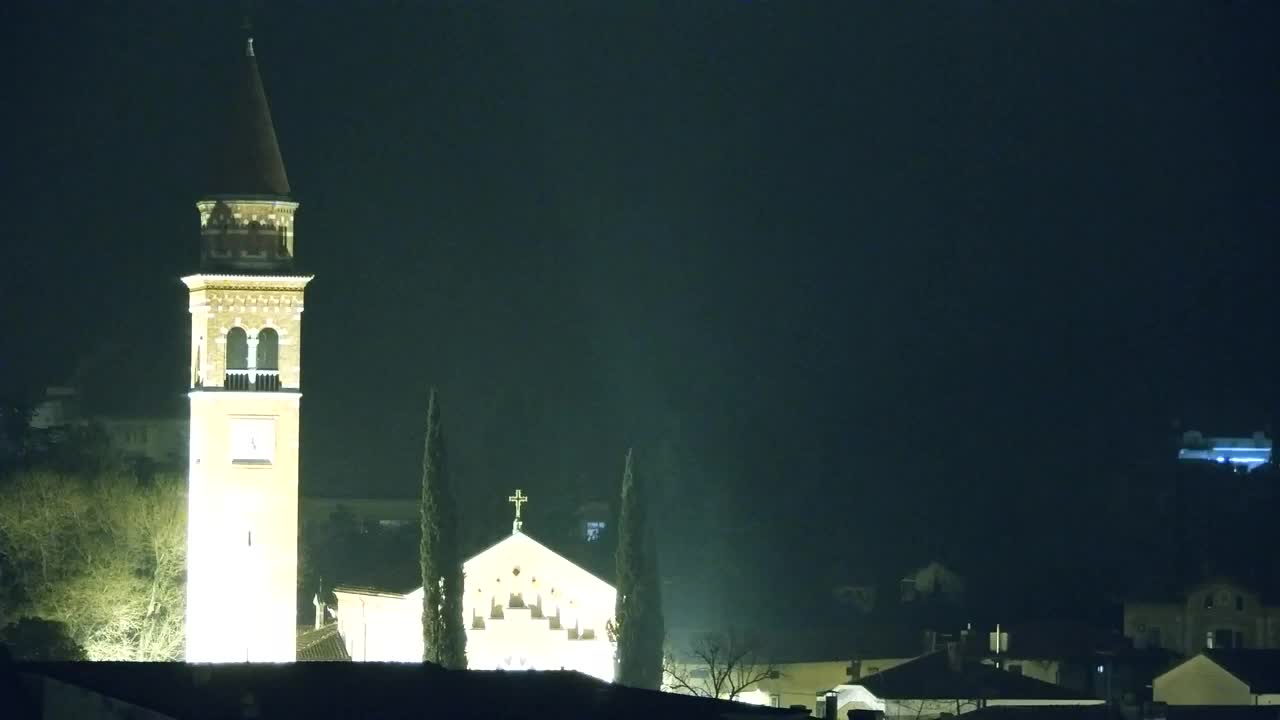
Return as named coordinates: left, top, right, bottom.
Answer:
left=0, top=470, right=186, bottom=661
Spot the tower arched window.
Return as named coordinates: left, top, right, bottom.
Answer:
left=226, top=328, right=249, bottom=369
left=256, top=328, right=279, bottom=370
left=225, top=327, right=249, bottom=390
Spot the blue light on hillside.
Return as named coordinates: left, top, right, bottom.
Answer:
left=1178, top=432, right=1272, bottom=472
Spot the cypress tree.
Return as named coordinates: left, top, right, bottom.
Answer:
left=614, top=448, right=665, bottom=688
left=419, top=388, right=466, bottom=668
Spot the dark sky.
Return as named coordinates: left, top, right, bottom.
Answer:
left=4, top=2, right=1278, bottom=630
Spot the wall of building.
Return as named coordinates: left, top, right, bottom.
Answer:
left=755, top=661, right=854, bottom=709
left=1153, top=655, right=1251, bottom=705
left=97, top=418, right=188, bottom=466
left=186, top=391, right=301, bottom=662
left=1125, top=582, right=1280, bottom=654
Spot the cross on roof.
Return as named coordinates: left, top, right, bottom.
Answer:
left=508, top=489, right=528, bottom=534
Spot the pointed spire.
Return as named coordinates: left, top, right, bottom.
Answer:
left=205, top=30, right=291, bottom=198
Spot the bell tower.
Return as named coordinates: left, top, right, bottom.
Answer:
left=183, top=33, right=311, bottom=662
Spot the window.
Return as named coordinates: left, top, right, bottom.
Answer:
left=256, top=328, right=279, bottom=370
left=1206, top=631, right=1215, bottom=649
left=1236, top=595, right=1245, bottom=611
left=1234, top=631, right=1245, bottom=649
left=1204, top=594, right=1214, bottom=609
left=1147, top=628, right=1161, bottom=649
left=226, top=327, right=249, bottom=369
left=1214, top=629, right=1233, bottom=649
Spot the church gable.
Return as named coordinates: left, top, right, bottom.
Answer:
left=460, top=531, right=616, bottom=678
left=407, top=531, right=616, bottom=643
left=464, top=532, right=615, bottom=607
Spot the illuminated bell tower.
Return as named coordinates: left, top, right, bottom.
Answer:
left=183, top=34, right=311, bottom=662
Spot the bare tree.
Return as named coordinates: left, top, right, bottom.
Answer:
left=663, top=629, right=781, bottom=702
left=0, top=470, right=186, bottom=660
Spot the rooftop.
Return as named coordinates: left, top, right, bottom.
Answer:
left=11, top=662, right=807, bottom=720
left=851, top=650, right=1099, bottom=702
left=1204, top=649, right=1280, bottom=694
left=205, top=36, right=291, bottom=198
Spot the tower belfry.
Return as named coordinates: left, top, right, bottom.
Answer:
left=183, top=30, right=311, bottom=663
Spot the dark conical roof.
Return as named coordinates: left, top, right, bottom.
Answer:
left=206, top=37, right=291, bottom=197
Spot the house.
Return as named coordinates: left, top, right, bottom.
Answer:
left=4, top=660, right=811, bottom=720
left=1153, top=649, right=1280, bottom=706
left=1125, top=579, right=1280, bottom=654
left=819, top=649, right=1104, bottom=719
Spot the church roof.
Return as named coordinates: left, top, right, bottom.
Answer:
left=466, top=530, right=616, bottom=591
left=296, top=624, right=351, bottom=662
left=205, top=36, right=291, bottom=198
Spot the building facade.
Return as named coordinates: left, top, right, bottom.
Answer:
left=1125, top=579, right=1280, bottom=655
left=184, top=34, right=312, bottom=662
left=335, top=527, right=617, bottom=680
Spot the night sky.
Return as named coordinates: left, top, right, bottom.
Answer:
left=4, top=2, right=1278, bottom=632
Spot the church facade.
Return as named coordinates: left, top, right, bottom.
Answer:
left=184, top=35, right=311, bottom=662
left=335, top=509, right=618, bottom=680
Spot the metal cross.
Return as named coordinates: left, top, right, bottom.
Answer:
left=508, top=489, right=529, bottom=533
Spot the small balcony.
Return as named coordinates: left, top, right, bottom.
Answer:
left=224, top=369, right=282, bottom=392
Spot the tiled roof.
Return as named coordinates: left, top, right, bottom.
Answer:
left=852, top=651, right=1098, bottom=701
left=1206, top=649, right=1280, bottom=693
left=10, top=662, right=808, bottom=720
left=296, top=624, right=350, bottom=662
left=206, top=36, right=290, bottom=197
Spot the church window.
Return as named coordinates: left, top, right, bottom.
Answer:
left=226, top=328, right=249, bottom=369
left=256, top=328, right=279, bottom=370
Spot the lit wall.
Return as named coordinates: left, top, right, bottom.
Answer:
left=186, top=391, right=301, bottom=663
left=1154, top=655, right=1251, bottom=705
left=335, top=531, right=617, bottom=681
